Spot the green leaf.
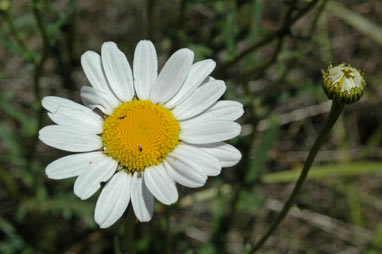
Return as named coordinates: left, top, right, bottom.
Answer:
left=237, top=190, right=263, bottom=213
left=198, top=243, right=216, bottom=254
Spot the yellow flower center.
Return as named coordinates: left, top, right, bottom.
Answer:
left=102, top=100, right=180, bottom=172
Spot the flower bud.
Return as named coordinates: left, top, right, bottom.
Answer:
left=322, top=63, right=365, bottom=104
left=0, top=0, right=10, bottom=12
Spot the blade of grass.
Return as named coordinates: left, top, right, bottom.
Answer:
left=326, top=1, right=382, bottom=46
left=262, top=161, right=382, bottom=183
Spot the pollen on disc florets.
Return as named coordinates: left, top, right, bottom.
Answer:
left=102, top=100, right=180, bottom=172
left=322, top=63, right=366, bottom=104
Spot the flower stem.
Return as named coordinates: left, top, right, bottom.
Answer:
left=124, top=207, right=136, bottom=254
left=249, top=101, right=344, bottom=253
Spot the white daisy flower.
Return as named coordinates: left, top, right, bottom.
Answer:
left=39, top=40, right=243, bottom=228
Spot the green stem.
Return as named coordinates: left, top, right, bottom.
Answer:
left=124, top=207, right=136, bottom=254
left=249, top=101, right=344, bottom=253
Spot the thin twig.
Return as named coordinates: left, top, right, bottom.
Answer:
left=242, top=0, right=298, bottom=80
left=308, top=0, right=330, bottom=38
left=257, top=101, right=332, bottom=131
left=216, top=0, right=320, bottom=77
left=264, top=199, right=372, bottom=245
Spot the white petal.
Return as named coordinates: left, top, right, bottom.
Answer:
left=47, top=106, right=103, bottom=134
left=101, top=42, right=134, bottom=102
left=193, top=142, right=242, bottom=167
left=42, top=96, right=82, bottom=113
left=175, top=143, right=221, bottom=176
left=80, top=86, right=114, bottom=115
left=165, top=60, right=216, bottom=108
left=172, top=80, right=226, bottom=120
left=42, top=96, right=103, bottom=133
left=131, top=172, right=154, bottom=222
left=149, top=49, right=194, bottom=104
left=144, top=164, right=178, bottom=205
left=74, top=154, right=117, bottom=200
left=46, top=151, right=104, bottom=179
left=192, top=100, right=244, bottom=122
left=81, top=51, right=120, bottom=107
left=39, top=125, right=102, bottom=152
left=81, top=51, right=109, bottom=91
left=164, top=148, right=207, bottom=188
left=95, top=171, right=132, bottom=228
left=179, top=121, right=241, bottom=144
left=180, top=120, right=241, bottom=144
left=133, top=40, right=158, bottom=100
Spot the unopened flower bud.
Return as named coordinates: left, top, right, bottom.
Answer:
left=322, top=63, right=365, bottom=104
left=0, top=0, right=10, bottom=12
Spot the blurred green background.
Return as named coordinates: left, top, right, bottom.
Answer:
left=0, top=0, right=381, bottom=253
